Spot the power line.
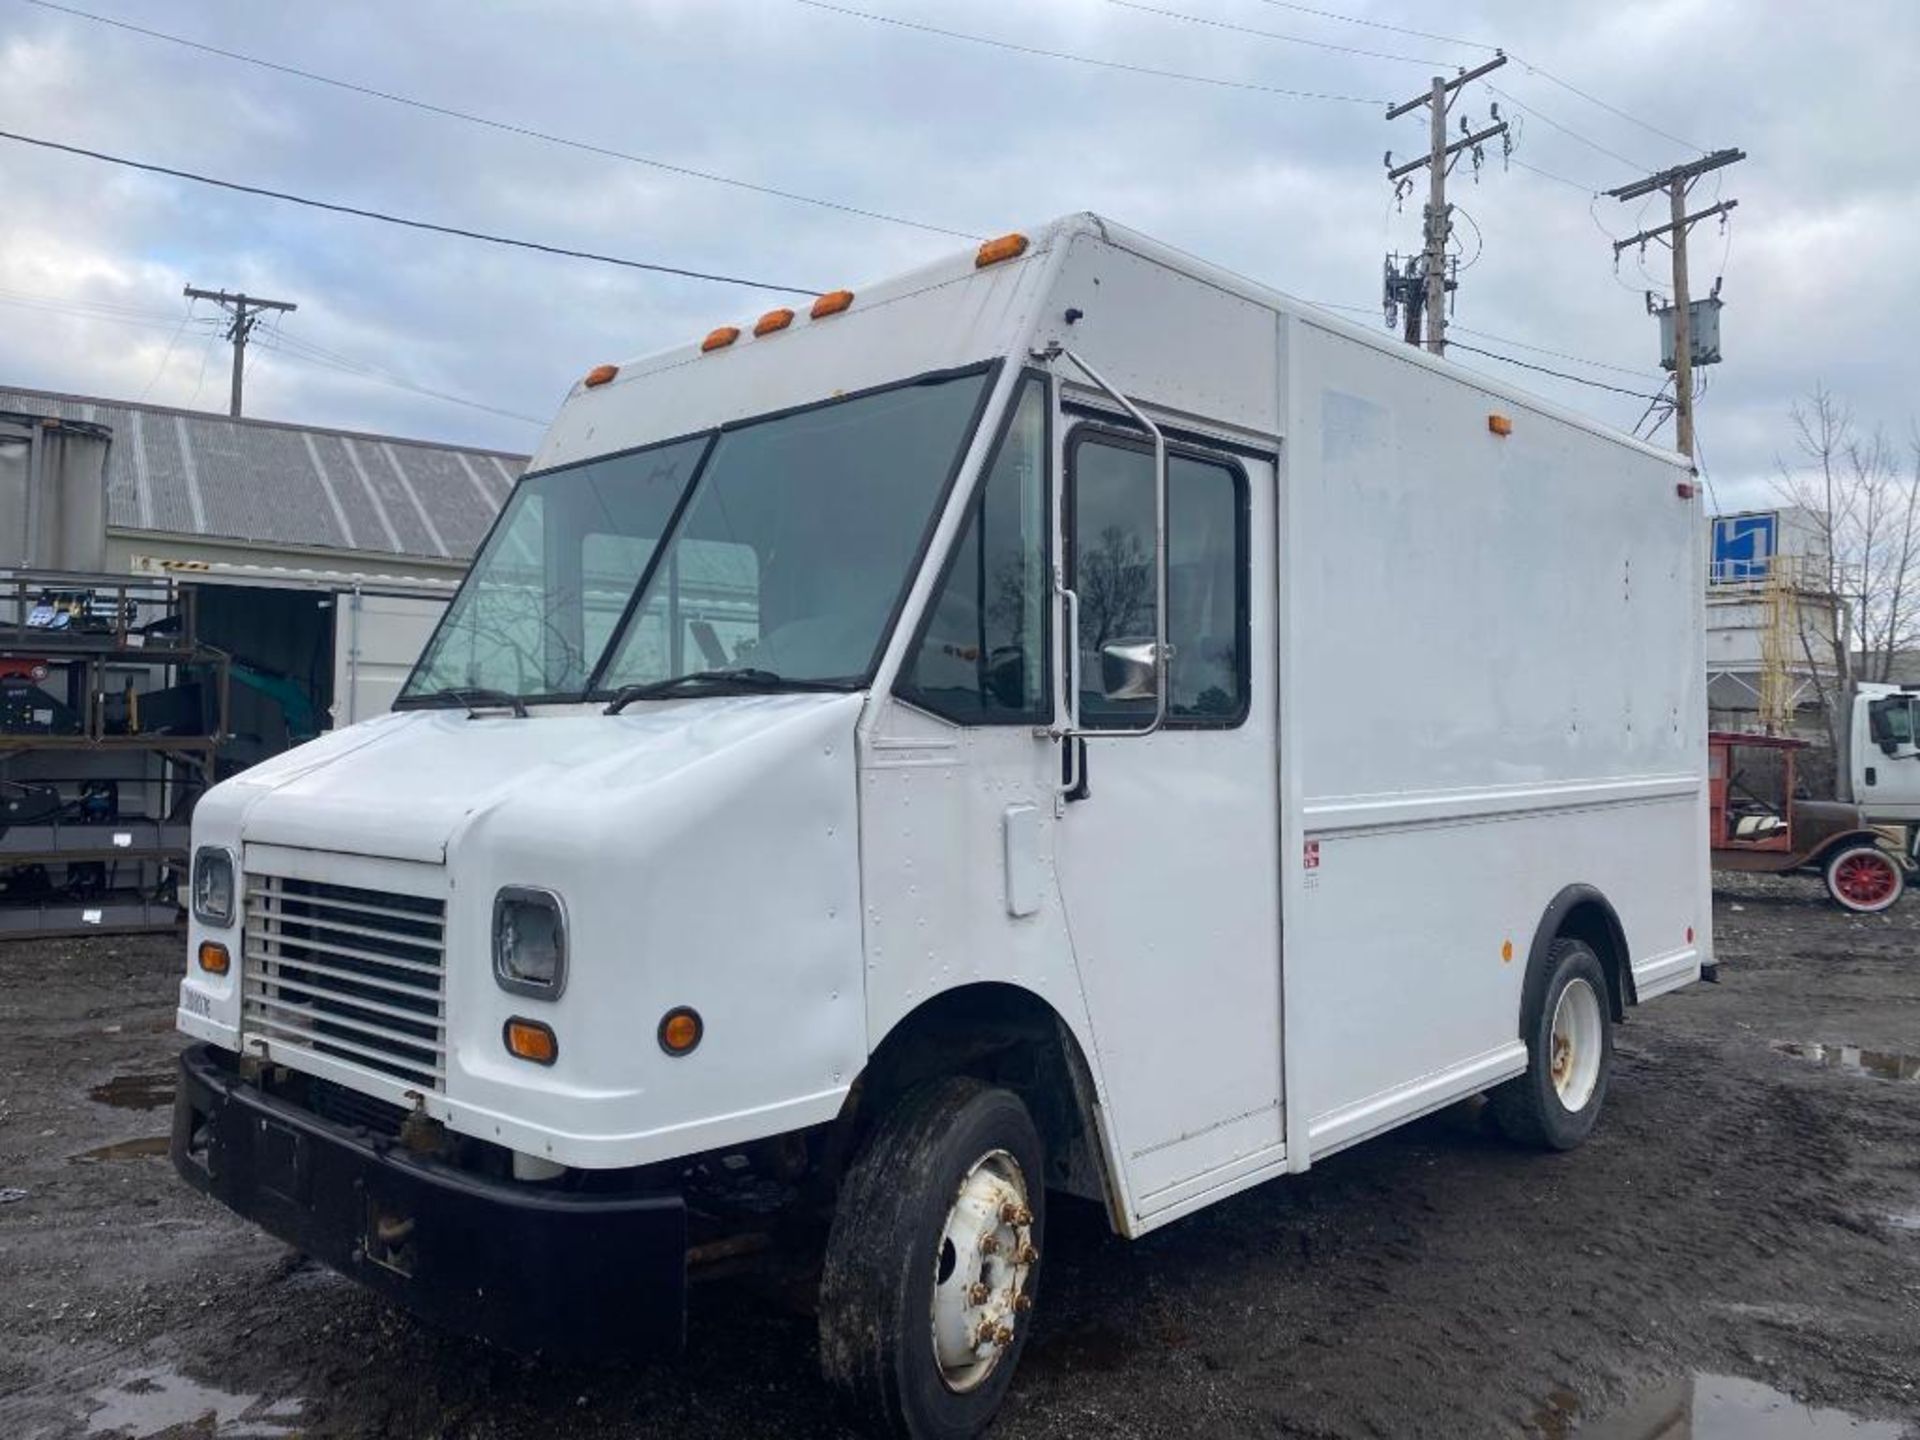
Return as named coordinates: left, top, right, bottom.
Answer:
left=1245, top=0, right=1495, bottom=50
left=1506, top=53, right=1705, bottom=155
left=793, top=0, right=1386, bottom=103
left=0, top=128, right=824, bottom=295
left=19, top=0, right=979, bottom=241
left=139, top=299, right=198, bottom=402
left=1447, top=341, right=1667, bottom=401
left=257, top=332, right=546, bottom=427
left=1238, top=0, right=1701, bottom=157
left=1508, top=155, right=1598, bottom=193
left=1485, top=84, right=1650, bottom=171
left=1102, top=0, right=1448, bottom=66
left=1449, top=325, right=1661, bottom=380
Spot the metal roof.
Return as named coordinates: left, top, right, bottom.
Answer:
left=0, top=387, right=528, bottom=563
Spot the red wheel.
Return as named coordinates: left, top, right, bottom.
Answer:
left=1824, top=845, right=1904, bottom=914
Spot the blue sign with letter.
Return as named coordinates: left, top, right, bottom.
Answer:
left=1711, top=513, right=1776, bottom=583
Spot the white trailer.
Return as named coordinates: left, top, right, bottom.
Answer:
left=171, top=214, right=1709, bottom=1438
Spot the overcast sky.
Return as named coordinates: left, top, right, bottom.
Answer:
left=4, top=0, right=1915, bottom=511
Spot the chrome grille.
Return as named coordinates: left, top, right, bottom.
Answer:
left=242, top=873, right=447, bottom=1091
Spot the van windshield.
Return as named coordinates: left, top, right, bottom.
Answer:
left=399, top=367, right=992, bottom=705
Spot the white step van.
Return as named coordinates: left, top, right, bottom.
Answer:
left=172, top=214, right=1710, bottom=1438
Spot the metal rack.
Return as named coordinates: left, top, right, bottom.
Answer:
left=1, top=569, right=228, bottom=937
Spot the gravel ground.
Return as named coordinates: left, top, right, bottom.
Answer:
left=1, top=874, right=1916, bottom=1438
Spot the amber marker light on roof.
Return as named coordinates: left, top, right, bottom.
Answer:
left=754, top=307, right=795, bottom=337
left=582, top=363, right=619, bottom=388
left=975, top=233, right=1029, bottom=268
left=811, top=289, right=854, bottom=319
left=1488, top=413, right=1513, bottom=436
left=701, top=326, right=740, bottom=353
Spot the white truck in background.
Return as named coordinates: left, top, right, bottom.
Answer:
left=1856, top=681, right=1920, bottom=860
left=171, top=213, right=1709, bottom=1439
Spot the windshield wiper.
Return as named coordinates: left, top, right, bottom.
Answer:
left=604, top=669, right=854, bottom=713
left=416, top=686, right=531, bottom=718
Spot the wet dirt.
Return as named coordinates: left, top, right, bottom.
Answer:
left=67, top=1137, right=171, bottom=1165
left=82, top=1364, right=306, bottom=1437
left=1, top=870, right=1917, bottom=1438
left=86, top=1074, right=175, bottom=1112
left=1577, top=1371, right=1906, bottom=1439
left=1773, top=1041, right=1920, bottom=1082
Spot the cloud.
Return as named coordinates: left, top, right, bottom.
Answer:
left=1, top=0, right=1915, bottom=496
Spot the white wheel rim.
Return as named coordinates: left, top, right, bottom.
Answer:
left=1549, top=977, right=1604, bottom=1112
left=929, top=1148, right=1036, bottom=1393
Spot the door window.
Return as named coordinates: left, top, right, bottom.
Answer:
left=1068, top=434, right=1247, bottom=728
left=1872, top=696, right=1917, bottom=749
left=896, top=377, right=1050, bottom=723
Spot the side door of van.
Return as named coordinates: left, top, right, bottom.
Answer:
left=1052, top=421, right=1284, bottom=1218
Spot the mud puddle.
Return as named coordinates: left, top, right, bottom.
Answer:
left=1772, top=1041, right=1920, bottom=1082
left=85, top=1364, right=306, bottom=1437
left=1574, top=1371, right=1904, bottom=1438
left=70, top=1136, right=170, bottom=1163
left=89, top=1072, right=175, bottom=1111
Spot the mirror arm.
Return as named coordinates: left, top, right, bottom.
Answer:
left=1051, top=346, right=1168, bottom=739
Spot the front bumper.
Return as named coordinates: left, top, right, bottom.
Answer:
left=171, top=1045, right=687, bottom=1357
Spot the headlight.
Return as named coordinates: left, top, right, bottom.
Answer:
left=191, top=846, right=235, bottom=927
left=493, top=887, right=567, bottom=998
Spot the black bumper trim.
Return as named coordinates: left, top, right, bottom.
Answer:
left=172, top=1044, right=687, bottom=1357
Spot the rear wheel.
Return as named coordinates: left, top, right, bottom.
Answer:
left=1490, top=938, right=1613, bottom=1151
left=819, top=1077, right=1045, bottom=1440
left=1824, top=844, right=1904, bottom=914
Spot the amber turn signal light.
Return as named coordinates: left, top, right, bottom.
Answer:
left=582, top=363, right=618, bottom=388
left=657, top=1006, right=704, bottom=1057
left=754, top=307, right=795, bottom=337
left=975, top=233, right=1029, bottom=268
left=810, top=289, right=854, bottom=318
left=701, top=326, right=740, bottom=353
left=504, top=1017, right=558, bottom=1066
left=1487, top=413, right=1513, bottom=436
left=197, top=940, right=230, bottom=975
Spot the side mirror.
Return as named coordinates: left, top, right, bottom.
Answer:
left=1100, top=638, right=1166, bottom=701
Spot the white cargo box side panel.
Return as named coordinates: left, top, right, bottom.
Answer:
left=1282, top=319, right=1705, bottom=1154
left=333, top=590, right=446, bottom=725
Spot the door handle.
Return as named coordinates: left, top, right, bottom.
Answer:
left=1061, top=735, right=1089, bottom=803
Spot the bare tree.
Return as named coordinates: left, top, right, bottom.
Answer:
left=1079, top=525, right=1151, bottom=652
left=1772, top=385, right=1920, bottom=785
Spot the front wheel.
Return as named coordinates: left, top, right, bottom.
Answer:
left=1824, top=844, right=1904, bottom=914
left=1489, top=937, right=1614, bottom=1151
left=819, top=1077, right=1045, bottom=1440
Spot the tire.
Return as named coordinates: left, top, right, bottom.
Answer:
left=1489, top=937, right=1613, bottom=1151
left=1823, top=844, right=1904, bottom=914
left=819, top=1077, right=1046, bottom=1440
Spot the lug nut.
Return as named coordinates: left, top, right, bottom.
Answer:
left=993, top=1324, right=1015, bottom=1347
left=999, top=1201, right=1033, bottom=1225
left=1014, top=1293, right=1034, bottom=1314
left=967, top=1282, right=990, bottom=1306
left=979, top=1235, right=1000, bottom=1256
left=1016, top=1244, right=1040, bottom=1266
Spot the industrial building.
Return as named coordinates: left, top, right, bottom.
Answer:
left=2, top=388, right=524, bottom=933
left=2, top=386, right=526, bottom=730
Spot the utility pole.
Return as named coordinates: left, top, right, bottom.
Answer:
left=1383, top=53, right=1508, bottom=357
left=1604, top=149, right=1744, bottom=459
left=182, top=286, right=298, bottom=418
